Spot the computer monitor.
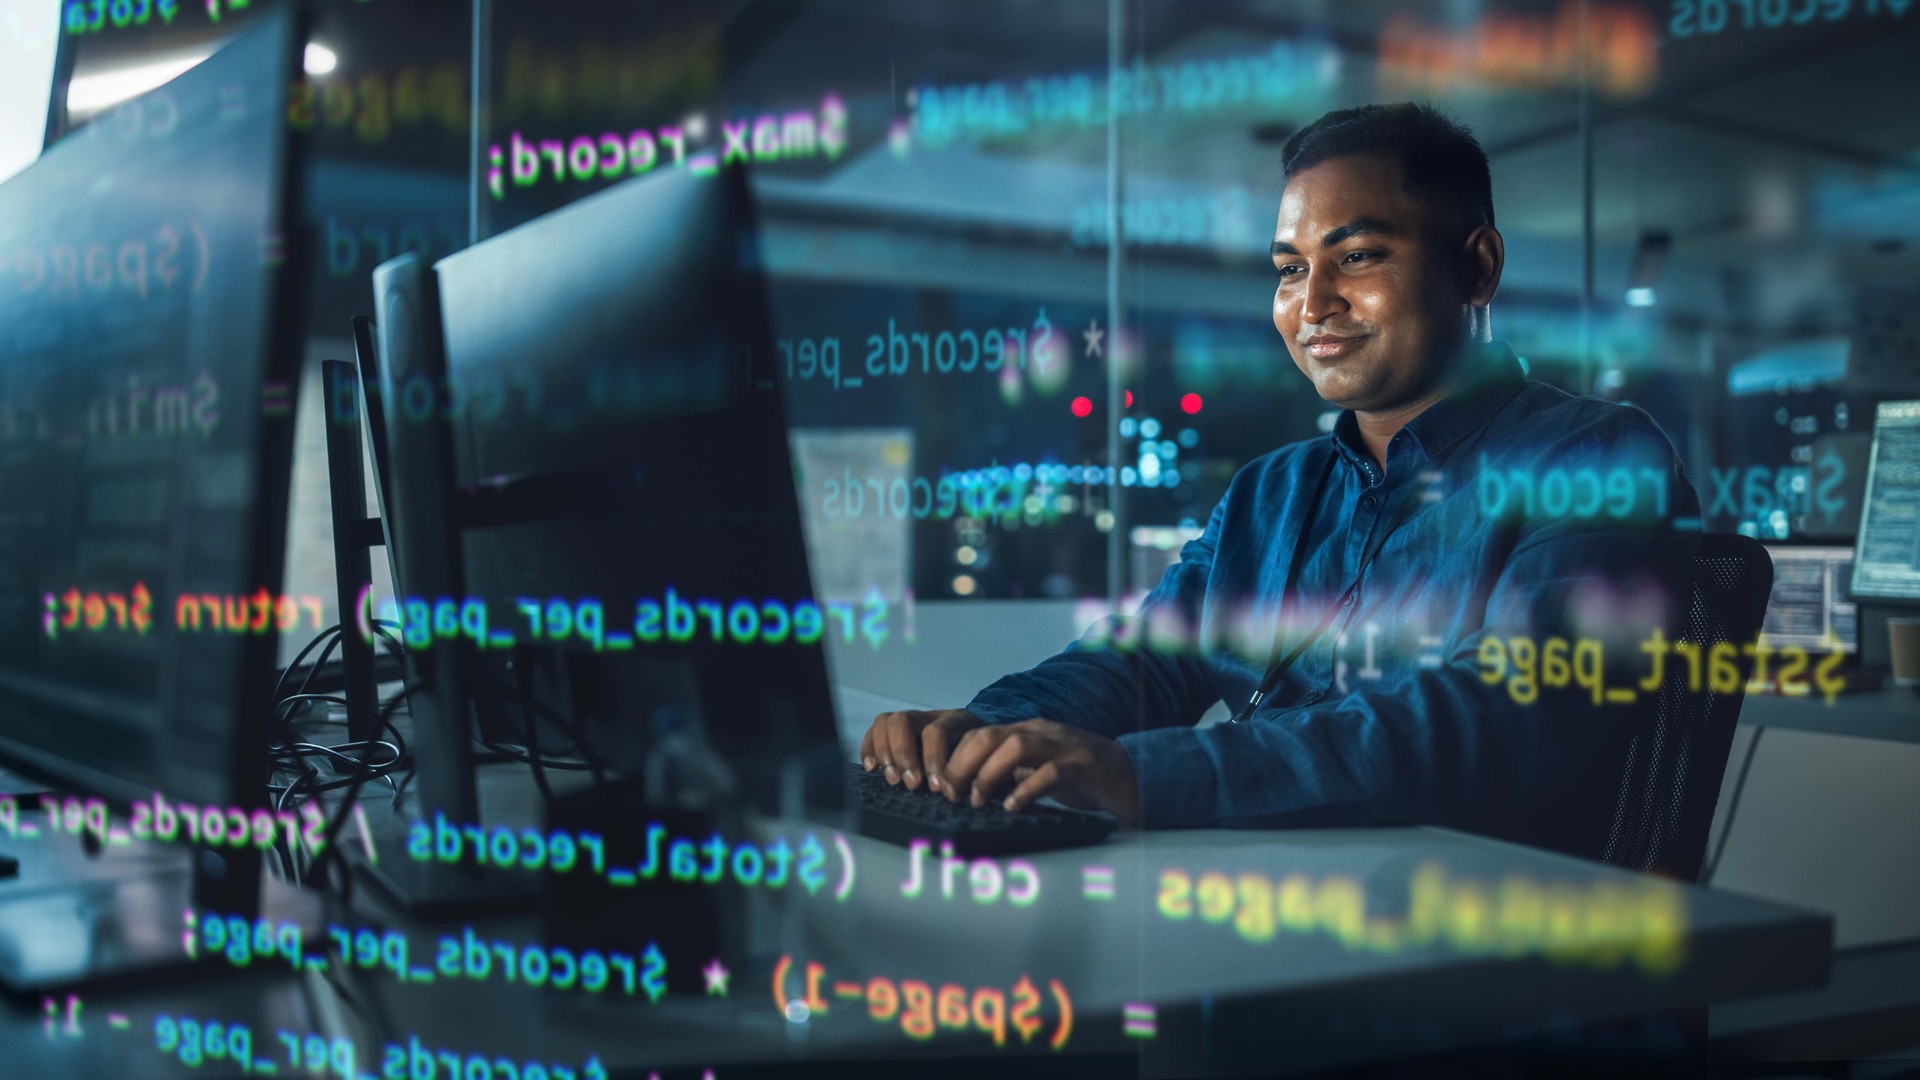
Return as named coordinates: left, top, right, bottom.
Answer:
left=370, top=254, right=478, bottom=831
left=0, top=0, right=71, bottom=185
left=1760, top=545, right=1857, bottom=653
left=348, top=316, right=399, bottom=578
left=433, top=166, right=843, bottom=813
left=0, top=9, right=303, bottom=987
left=1850, top=400, right=1920, bottom=603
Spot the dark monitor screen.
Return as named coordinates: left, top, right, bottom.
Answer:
left=1851, top=400, right=1920, bottom=602
left=438, top=169, right=743, bottom=485
left=435, top=168, right=839, bottom=802
left=0, top=13, right=298, bottom=808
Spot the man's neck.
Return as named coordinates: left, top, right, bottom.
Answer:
left=1351, top=343, right=1484, bottom=470
left=1353, top=396, right=1444, bottom=470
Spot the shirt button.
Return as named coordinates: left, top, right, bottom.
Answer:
left=1302, top=691, right=1323, bottom=705
left=1362, top=494, right=1381, bottom=509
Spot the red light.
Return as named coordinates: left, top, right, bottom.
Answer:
left=1070, top=396, right=1093, bottom=418
left=1124, top=390, right=1134, bottom=408
left=1180, top=393, right=1203, bottom=414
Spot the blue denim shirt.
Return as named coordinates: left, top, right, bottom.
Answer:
left=967, top=343, right=1701, bottom=857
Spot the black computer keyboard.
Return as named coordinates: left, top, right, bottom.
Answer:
left=847, top=762, right=1115, bottom=856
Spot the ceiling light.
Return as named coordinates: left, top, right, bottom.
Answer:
left=304, top=42, right=337, bottom=77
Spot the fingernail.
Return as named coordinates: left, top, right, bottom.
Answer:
left=884, top=766, right=898, bottom=783
left=927, top=775, right=941, bottom=792
left=970, top=787, right=983, bottom=807
left=903, top=769, right=918, bottom=787
left=1003, top=796, right=1017, bottom=811
left=863, top=756, right=875, bottom=771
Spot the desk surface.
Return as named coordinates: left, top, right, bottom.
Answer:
left=1739, top=685, right=1920, bottom=744
left=0, top=764, right=1833, bottom=1078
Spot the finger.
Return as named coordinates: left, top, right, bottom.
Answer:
left=968, top=732, right=1033, bottom=807
left=921, top=723, right=954, bottom=795
left=940, top=726, right=1008, bottom=800
left=870, top=713, right=903, bottom=779
left=885, top=713, right=925, bottom=788
left=859, top=725, right=876, bottom=771
left=869, top=714, right=899, bottom=771
left=1003, top=761, right=1062, bottom=813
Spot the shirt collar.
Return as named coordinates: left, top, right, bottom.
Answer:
left=1328, top=340, right=1526, bottom=470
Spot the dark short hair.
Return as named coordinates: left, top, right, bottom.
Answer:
left=1281, top=103, right=1495, bottom=233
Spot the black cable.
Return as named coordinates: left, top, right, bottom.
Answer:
left=371, top=620, right=408, bottom=658
left=268, top=772, right=391, bottom=798
left=273, top=620, right=405, bottom=736
left=473, top=743, right=596, bottom=771
left=273, top=694, right=409, bottom=759
left=300, top=682, right=422, bottom=898
left=273, top=618, right=404, bottom=706
left=271, top=625, right=343, bottom=705
left=272, top=619, right=414, bottom=757
left=273, top=634, right=342, bottom=748
left=264, top=655, right=417, bottom=885
left=290, top=634, right=342, bottom=701
left=1702, top=725, right=1765, bottom=884
left=517, top=738, right=555, bottom=804
left=492, top=670, right=600, bottom=801
left=479, top=674, right=583, bottom=758
left=273, top=742, right=403, bottom=786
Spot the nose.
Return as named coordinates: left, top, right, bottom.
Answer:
left=1299, top=264, right=1349, bottom=328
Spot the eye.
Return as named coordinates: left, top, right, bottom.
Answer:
left=1343, top=250, right=1375, bottom=264
left=1276, top=264, right=1304, bottom=279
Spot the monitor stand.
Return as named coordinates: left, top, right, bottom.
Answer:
left=336, top=688, right=542, bottom=917
left=321, top=354, right=535, bottom=916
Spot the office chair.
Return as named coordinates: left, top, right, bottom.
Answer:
left=1598, top=533, right=1773, bottom=883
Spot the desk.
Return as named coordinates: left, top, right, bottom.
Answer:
left=1740, top=686, right=1920, bottom=744
left=787, top=826, right=1830, bottom=1075
left=0, top=765, right=1833, bottom=1079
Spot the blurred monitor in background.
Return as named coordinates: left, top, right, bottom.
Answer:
left=1851, top=401, right=1920, bottom=603
left=1761, top=546, right=1857, bottom=654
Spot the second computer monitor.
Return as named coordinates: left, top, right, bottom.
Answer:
left=434, top=167, right=840, bottom=810
left=1761, top=545, right=1858, bottom=654
left=1851, top=400, right=1920, bottom=603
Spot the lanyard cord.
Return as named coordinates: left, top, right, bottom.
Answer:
left=1228, top=456, right=1428, bottom=724
left=1226, top=358, right=1526, bottom=723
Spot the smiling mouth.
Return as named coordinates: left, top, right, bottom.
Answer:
left=1304, top=336, right=1368, bottom=360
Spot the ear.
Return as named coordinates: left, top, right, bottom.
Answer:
left=1461, top=225, right=1504, bottom=307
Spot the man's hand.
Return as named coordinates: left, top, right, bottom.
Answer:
left=940, top=718, right=1139, bottom=825
left=860, top=709, right=986, bottom=793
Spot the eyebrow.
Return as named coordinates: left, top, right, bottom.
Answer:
left=1271, top=217, right=1402, bottom=258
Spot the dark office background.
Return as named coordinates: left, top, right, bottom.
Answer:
left=9, top=0, right=1920, bottom=1069
left=45, top=0, right=1918, bottom=928
left=58, top=0, right=1887, bottom=604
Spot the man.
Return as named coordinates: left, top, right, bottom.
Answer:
left=859, top=103, right=1699, bottom=860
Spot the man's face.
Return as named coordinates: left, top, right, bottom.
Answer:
left=1270, top=152, right=1470, bottom=412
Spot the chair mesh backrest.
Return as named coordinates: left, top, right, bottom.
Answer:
left=1598, top=536, right=1772, bottom=881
